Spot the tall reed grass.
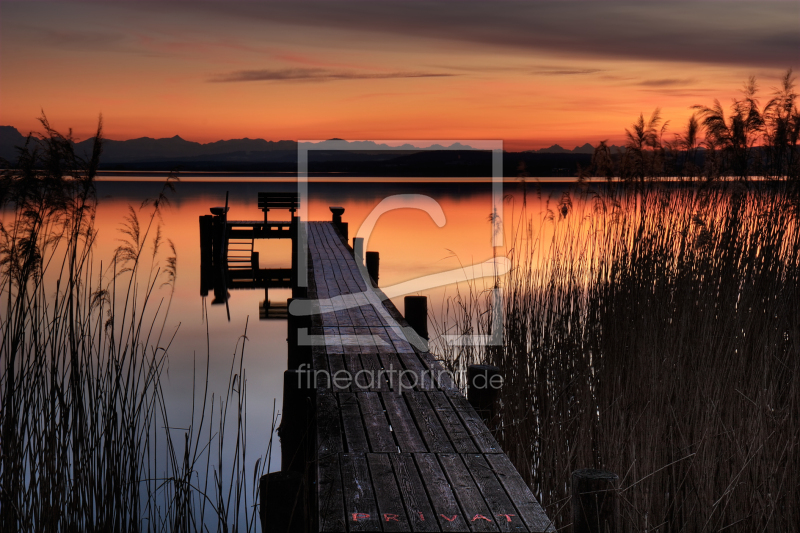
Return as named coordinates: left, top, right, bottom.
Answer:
left=0, top=118, right=270, bottom=532
left=434, top=72, right=800, bottom=531
left=435, top=181, right=800, bottom=531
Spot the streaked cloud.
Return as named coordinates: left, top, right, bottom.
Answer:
left=39, top=28, right=126, bottom=51
left=532, top=68, right=604, bottom=76
left=209, top=68, right=456, bottom=83
left=638, top=78, right=695, bottom=87
left=198, top=2, right=799, bottom=69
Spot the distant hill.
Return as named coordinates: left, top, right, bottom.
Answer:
left=72, top=135, right=299, bottom=163
left=0, top=127, right=621, bottom=176
left=0, top=126, right=26, bottom=161
left=531, top=142, right=625, bottom=154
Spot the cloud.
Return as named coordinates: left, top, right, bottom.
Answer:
left=39, top=28, right=125, bottom=50
left=209, top=68, right=456, bottom=83
left=197, top=2, right=800, bottom=69
left=532, top=68, right=604, bottom=76
left=637, top=78, right=695, bottom=87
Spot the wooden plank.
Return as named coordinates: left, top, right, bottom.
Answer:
left=311, top=344, right=329, bottom=379
left=369, top=327, right=395, bottom=354
left=341, top=453, right=382, bottom=532
left=405, top=392, right=455, bottom=453
left=355, top=326, right=379, bottom=353
left=317, top=389, right=344, bottom=455
left=335, top=310, right=352, bottom=329
left=389, top=454, right=439, bottom=532
left=340, top=326, right=362, bottom=355
left=367, top=453, right=411, bottom=532
left=329, top=354, right=350, bottom=392
left=437, top=454, right=498, bottom=532
left=485, top=455, right=554, bottom=533
left=347, top=305, right=370, bottom=327
left=414, top=454, right=471, bottom=532
left=321, top=309, right=338, bottom=326
left=398, top=353, right=436, bottom=391
left=380, top=353, right=414, bottom=392
left=362, top=307, right=385, bottom=328
left=387, top=326, right=416, bottom=354
left=445, top=391, right=502, bottom=454
left=357, top=392, right=396, bottom=452
left=339, top=393, right=370, bottom=453
left=381, top=392, right=427, bottom=453
left=427, top=392, right=478, bottom=454
left=462, top=454, right=529, bottom=532
left=318, top=452, right=347, bottom=533
left=360, top=354, right=386, bottom=392
left=346, top=353, right=367, bottom=392
left=324, top=326, right=344, bottom=354
left=418, top=353, right=457, bottom=391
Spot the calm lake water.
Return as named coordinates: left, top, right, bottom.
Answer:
left=88, top=176, right=568, bottom=472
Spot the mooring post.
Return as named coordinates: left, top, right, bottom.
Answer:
left=251, top=250, right=259, bottom=277
left=290, top=212, right=299, bottom=294
left=467, top=364, right=501, bottom=422
left=279, top=369, right=315, bottom=474
left=404, top=296, right=429, bottom=340
left=572, top=469, right=619, bottom=533
left=352, top=237, right=363, bottom=261
left=330, top=206, right=347, bottom=241
left=366, top=251, right=379, bottom=287
left=287, top=298, right=312, bottom=370
left=210, top=206, right=229, bottom=304
left=259, top=470, right=305, bottom=533
left=199, top=215, right=213, bottom=296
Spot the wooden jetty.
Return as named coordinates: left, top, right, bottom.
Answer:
left=200, top=194, right=554, bottom=533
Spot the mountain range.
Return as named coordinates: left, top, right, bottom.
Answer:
left=1, top=126, right=617, bottom=176
left=0, top=126, right=617, bottom=161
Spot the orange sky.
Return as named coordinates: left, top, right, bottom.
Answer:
left=1, top=2, right=798, bottom=150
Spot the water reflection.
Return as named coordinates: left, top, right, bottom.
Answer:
left=90, top=177, right=567, bottom=470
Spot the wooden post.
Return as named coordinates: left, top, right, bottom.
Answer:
left=279, top=369, right=315, bottom=474
left=199, top=215, right=213, bottom=296
left=352, top=237, right=363, bottom=261
left=259, top=470, right=304, bottom=533
left=292, top=216, right=307, bottom=298
left=287, top=298, right=311, bottom=370
left=404, top=296, right=428, bottom=340
left=290, top=214, right=298, bottom=294
left=572, top=469, right=619, bottom=533
left=251, top=251, right=260, bottom=278
left=210, top=209, right=228, bottom=304
left=467, top=364, right=501, bottom=422
left=366, top=251, right=379, bottom=287
left=330, top=206, right=344, bottom=224
left=330, top=206, right=347, bottom=241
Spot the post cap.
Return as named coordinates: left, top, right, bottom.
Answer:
left=210, top=206, right=229, bottom=215
left=329, top=206, right=345, bottom=216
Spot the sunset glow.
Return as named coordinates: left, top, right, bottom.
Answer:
left=2, top=2, right=798, bottom=149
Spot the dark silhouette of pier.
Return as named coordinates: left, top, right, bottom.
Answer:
left=199, top=193, right=554, bottom=532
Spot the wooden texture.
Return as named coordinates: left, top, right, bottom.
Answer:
left=341, top=453, right=381, bottom=532
left=303, top=222, right=551, bottom=532
left=367, top=453, right=412, bottom=532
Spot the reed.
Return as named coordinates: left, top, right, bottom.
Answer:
left=433, top=72, right=800, bottom=531
left=0, top=117, right=269, bottom=532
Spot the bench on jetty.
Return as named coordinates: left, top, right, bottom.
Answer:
left=200, top=196, right=554, bottom=532
left=199, top=192, right=301, bottom=317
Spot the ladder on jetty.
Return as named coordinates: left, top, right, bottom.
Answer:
left=200, top=197, right=554, bottom=532
left=199, top=192, right=300, bottom=317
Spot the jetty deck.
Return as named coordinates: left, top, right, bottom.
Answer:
left=305, top=221, right=553, bottom=533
